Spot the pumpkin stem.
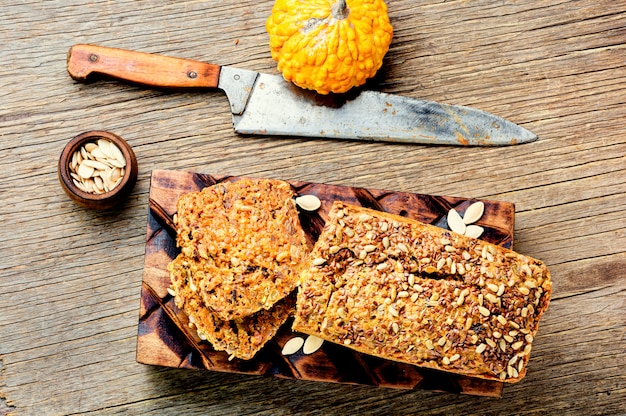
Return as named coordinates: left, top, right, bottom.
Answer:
left=331, top=0, right=349, bottom=20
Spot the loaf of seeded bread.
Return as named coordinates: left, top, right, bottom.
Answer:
left=292, top=202, right=551, bottom=382
left=172, top=178, right=310, bottom=321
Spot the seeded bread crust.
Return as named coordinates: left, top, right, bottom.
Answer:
left=172, top=178, right=309, bottom=321
left=292, top=202, right=551, bottom=383
left=168, top=253, right=295, bottom=360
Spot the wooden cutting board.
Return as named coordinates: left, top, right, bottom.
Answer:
left=137, top=169, right=516, bottom=397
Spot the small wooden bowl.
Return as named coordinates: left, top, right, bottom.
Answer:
left=58, top=130, right=138, bottom=210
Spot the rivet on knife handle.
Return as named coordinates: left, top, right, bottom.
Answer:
left=67, top=44, right=221, bottom=89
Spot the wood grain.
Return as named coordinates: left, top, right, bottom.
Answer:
left=0, top=1, right=624, bottom=415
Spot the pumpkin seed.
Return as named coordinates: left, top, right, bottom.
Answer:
left=109, top=141, right=126, bottom=165
left=463, top=201, right=485, bottom=224
left=111, top=167, right=123, bottom=181
left=93, top=175, right=104, bottom=191
left=108, top=158, right=126, bottom=168
left=81, top=159, right=110, bottom=171
left=295, top=194, right=321, bottom=211
left=90, top=146, right=107, bottom=160
left=76, top=162, right=95, bottom=179
left=447, top=208, right=466, bottom=235
left=281, top=336, right=304, bottom=355
left=464, top=225, right=484, bottom=239
left=84, top=142, right=98, bottom=152
left=303, top=335, right=324, bottom=354
left=97, top=138, right=115, bottom=158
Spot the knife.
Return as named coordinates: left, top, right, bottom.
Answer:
left=67, top=44, right=536, bottom=146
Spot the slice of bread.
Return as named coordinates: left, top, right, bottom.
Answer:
left=168, top=253, right=294, bottom=360
left=172, top=178, right=309, bottom=321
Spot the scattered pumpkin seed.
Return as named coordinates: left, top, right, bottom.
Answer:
left=295, top=194, right=321, bottom=211
left=281, top=336, right=305, bottom=355
left=463, top=201, right=485, bottom=224
left=447, top=208, right=466, bottom=235
left=445, top=202, right=486, bottom=239
left=303, top=335, right=324, bottom=354
left=464, top=225, right=484, bottom=239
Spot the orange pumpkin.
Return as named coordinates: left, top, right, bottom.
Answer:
left=266, top=0, right=393, bottom=94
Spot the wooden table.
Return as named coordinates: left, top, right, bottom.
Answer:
left=1, top=1, right=624, bottom=414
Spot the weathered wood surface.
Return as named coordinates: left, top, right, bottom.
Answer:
left=0, top=1, right=624, bottom=415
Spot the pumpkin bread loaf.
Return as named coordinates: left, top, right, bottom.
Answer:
left=293, top=202, right=551, bottom=382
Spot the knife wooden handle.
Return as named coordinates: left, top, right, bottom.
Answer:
left=67, top=44, right=221, bottom=88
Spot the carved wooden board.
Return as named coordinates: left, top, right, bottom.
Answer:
left=137, top=169, right=516, bottom=397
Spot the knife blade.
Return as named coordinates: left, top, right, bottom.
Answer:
left=67, top=44, right=536, bottom=146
